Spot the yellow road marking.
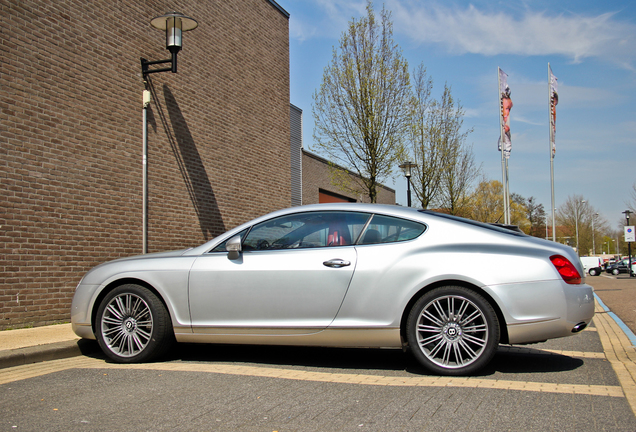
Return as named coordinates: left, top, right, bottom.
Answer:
left=0, top=353, right=622, bottom=398
left=0, top=302, right=630, bottom=402
left=594, top=304, right=636, bottom=414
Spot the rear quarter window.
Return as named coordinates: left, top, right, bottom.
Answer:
left=358, top=215, right=426, bottom=245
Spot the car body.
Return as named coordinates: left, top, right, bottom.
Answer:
left=71, top=203, right=595, bottom=375
left=580, top=256, right=602, bottom=276
left=606, top=258, right=636, bottom=275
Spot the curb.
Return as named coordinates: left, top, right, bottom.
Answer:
left=0, top=339, right=99, bottom=370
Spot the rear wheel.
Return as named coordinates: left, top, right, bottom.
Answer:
left=612, top=268, right=620, bottom=275
left=589, top=268, right=598, bottom=276
left=406, top=286, right=499, bottom=376
left=95, top=284, right=174, bottom=363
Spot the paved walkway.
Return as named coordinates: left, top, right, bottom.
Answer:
left=0, top=323, right=78, bottom=351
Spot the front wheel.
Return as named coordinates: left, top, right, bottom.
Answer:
left=406, top=286, right=500, bottom=376
left=95, top=284, right=174, bottom=363
left=612, top=268, right=620, bottom=275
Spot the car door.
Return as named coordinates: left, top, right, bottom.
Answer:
left=188, top=211, right=369, bottom=335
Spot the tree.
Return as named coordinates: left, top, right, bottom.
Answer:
left=627, top=182, right=636, bottom=213
left=585, top=210, right=609, bottom=255
left=312, top=1, right=411, bottom=203
left=508, top=193, right=530, bottom=232
left=525, top=196, right=547, bottom=238
left=406, top=80, right=478, bottom=214
left=556, top=195, right=608, bottom=255
left=439, top=140, right=480, bottom=217
left=556, top=195, right=587, bottom=252
left=406, top=64, right=438, bottom=209
left=468, top=178, right=504, bottom=223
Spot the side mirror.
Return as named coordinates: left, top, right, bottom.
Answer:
left=227, top=235, right=242, bottom=260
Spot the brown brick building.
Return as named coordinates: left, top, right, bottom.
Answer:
left=1, top=0, right=291, bottom=328
left=290, top=105, right=395, bottom=206
left=302, top=151, right=396, bottom=205
left=1, top=0, right=395, bottom=329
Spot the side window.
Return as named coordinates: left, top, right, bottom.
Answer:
left=242, top=211, right=371, bottom=251
left=358, top=215, right=426, bottom=245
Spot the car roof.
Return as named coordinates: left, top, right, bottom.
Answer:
left=187, top=203, right=532, bottom=256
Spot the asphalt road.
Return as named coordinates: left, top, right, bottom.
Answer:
left=2, top=275, right=636, bottom=431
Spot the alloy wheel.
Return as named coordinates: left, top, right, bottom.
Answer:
left=100, top=292, right=154, bottom=358
left=414, top=294, right=489, bottom=370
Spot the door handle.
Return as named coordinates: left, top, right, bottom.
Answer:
left=323, top=258, right=351, bottom=268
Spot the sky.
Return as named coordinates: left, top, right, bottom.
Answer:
left=281, top=0, right=636, bottom=229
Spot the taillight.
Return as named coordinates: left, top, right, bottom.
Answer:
left=550, top=255, right=582, bottom=284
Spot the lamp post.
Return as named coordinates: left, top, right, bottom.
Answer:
left=140, top=12, right=198, bottom=254
left=399, top=161, right=417, bottom=207
left=575, top=200, right=585, bottom=255
left=623, top=210, right=633, bottom=277
left=591, top=212, right=598, bottom=255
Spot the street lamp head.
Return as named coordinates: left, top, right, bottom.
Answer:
left=624, top=209, right=632, bottom=223
left=150, top=12, right=198, bottom=54
left=141, top=12, right=198, bottom=76
left=399, top=161, right=417, bottom=178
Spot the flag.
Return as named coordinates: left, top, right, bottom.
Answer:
left=498, top=68, right=512, bottom=158
left=549, top=65, right=558, bottom=158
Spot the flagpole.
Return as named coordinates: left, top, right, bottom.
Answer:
left=505, top=158, right=511, bottom=225
left=548, top=63, right=556, bottom=241
left=498, top=68, right=509, bottom=224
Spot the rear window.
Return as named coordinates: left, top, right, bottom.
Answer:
left=418, top=210, right=526, bottom=236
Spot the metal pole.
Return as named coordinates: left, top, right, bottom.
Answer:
left=575, top=205, right=580, bottom=255
left=498, top=68, right=509, bottom=225
left=142, top=89, right=150, bottom=254
left=548, top=64, right=556, bottom=242
left=625, top=211, right=633, bottom=277
left=406, top=177, right=412, bottom=208
left=592, top=213, right=597, bottom=255
left=505, top=158, right=511, bottom=224
left=616, top=238, right=619, bottom=255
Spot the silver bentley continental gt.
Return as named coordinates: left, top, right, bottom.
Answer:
left=71, top=203, right=594, bottom=375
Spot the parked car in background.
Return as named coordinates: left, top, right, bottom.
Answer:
left=71, top=204, right=595, bottom=376
left=580, top=256, right=603, bottom=276
left=606, top=258, right=636, bottom=275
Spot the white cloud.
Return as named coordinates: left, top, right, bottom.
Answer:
left=389, top=1, right=636, bottom=68
left=288, top=0, right=367, bottom=42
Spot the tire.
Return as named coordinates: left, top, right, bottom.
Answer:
left=406, top=286, right=500, bottom=376
left=589, top=268, right=598, bottom=276
left=612, top=268, right=620, bottom=275
left=95, top=284, right=174, bottom=363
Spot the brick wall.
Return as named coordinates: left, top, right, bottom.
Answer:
left=0, top=0, right=290, bottom=328
left=302, top=151, right=395, bottom=205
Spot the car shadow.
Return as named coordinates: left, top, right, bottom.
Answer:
left=477, top=345, right=585, bottom=376
left=137, top=342, right=585, bottom=377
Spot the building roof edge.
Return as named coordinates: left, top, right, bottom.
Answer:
left=267, top=0, right=290, bottom=18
